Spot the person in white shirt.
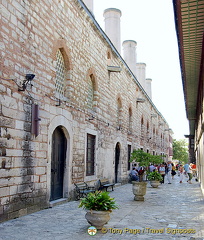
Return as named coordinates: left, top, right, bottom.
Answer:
left=149, top=164, right=156, bottom=172
left=179, top=164, right=184, bottom=183
left=158, top=163, right=166, bottom=184
left=187, top=164, right=193, bottom=184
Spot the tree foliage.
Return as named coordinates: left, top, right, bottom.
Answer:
left=130, top=149, right=163, bottom=167
left=172, top=139, right=188, bottom=163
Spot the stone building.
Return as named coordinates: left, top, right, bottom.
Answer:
left=0, top=0, right=172, bottom=222
left=173, top=0, right=204, bottom=195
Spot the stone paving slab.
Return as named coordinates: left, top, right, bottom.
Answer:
left=0, top=175, right=204, bottom=240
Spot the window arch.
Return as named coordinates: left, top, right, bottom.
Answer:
left=128, top=107, right=133, bottom=133
left=87, top=74, right=94, bottom=110
left=141, top=116, right=144, bottom=139
left=146, top=121, right=150, bottom=141
left=86, top=68, right=98, bottom=112
left=52, top=39, right=72, bottom=101
left=107, top=49, right=112, bottom=66
left=153, top=125, right=156, bottom=143
left=55, top=50, right=65, bottom=96
left=117, top=97, right=122, bottom=127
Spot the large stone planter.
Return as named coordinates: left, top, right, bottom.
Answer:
left=85, top=210, right=111, bottom=230
left=132, top=181, right=147, bottom=201
left=150, top=180, right=160, bottom=188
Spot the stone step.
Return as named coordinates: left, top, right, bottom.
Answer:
left=49, top=198, right=69, bottom=208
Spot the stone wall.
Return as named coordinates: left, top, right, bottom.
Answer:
left=0, top=0, right=172, bottom=222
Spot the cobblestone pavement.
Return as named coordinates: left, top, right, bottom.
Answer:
left=0, top=174, right=204, bottom=240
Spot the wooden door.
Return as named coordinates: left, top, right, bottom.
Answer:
left=115, top=142, right=120, bottom=183
left=50, top=127, right=67, bottom=201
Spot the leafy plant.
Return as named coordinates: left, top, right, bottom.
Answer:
left=173, top=139, right=188, bottom=163
left=130, top=149, right=164, bottom=167
left=147, top=171, right=163, bottom=181
left=78, top=191, right=119, bottom=211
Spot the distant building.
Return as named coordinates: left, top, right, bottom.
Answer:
left=173, top=0, right=204, bottom=194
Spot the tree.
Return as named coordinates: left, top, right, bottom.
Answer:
left=130, top=149, right=164, bottom=182
left=173, top=139, right=188, bottom=163
left=130, top=149, right=164, bottom=167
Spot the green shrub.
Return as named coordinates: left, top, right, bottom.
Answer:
left=147, top=171, right=163, bottom=181
left=78, top=191, right=118, bottom=211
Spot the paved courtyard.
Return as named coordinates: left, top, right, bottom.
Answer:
left=0, top=174, right=204, bottom=240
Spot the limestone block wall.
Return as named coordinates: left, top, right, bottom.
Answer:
left=0, top=0, right=172, bottom=222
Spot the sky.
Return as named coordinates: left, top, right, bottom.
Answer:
left=93, top=0, right=189, bottom=140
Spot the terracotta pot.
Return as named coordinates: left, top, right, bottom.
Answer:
left=85, top=210, right=111, bottom=230
left=132, top=181, right=147, bottom=201
left=150, top=180, right=160, bottom=188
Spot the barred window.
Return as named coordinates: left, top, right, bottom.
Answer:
left=55, top=50, right=65, bottom=96
left=86, top=134, right=95, bottom=176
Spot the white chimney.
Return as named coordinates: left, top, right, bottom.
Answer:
left=136, top=63, right=146, bottom=89
left=103, top=8, right=122, bottom=54
left=145, top=78, right=152, bottom=99
left=122, top=40, right=137, bottom=76
left=83, top=0, right=93, bottom=14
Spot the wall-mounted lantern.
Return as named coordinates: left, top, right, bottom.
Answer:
left=18, top=74, right=35, bottom=91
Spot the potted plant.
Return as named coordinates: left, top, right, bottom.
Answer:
left=78, top=191, right=118, bottom=230
left=147, top=171, right=163, bottom=188
left=130, top=149, right=163, bottom=200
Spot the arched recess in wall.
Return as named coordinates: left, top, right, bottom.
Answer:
left=128, top=106, right=133, bottom=133
left=156, top=129, right=159, bottom=146
left=153, top=125, right=156, bottom=145
left=107, top=49, right=112, bottom=66
left=146, top=120, right=150, bottom=141
left=52, top=39, right=73, bottom=100
left=141, top=116, right=144, bottom=141
left=47, top=114, right=73, bottom=201
left=116, top=96, right=122, bottom=129
left=86, top=68, right=98, bottom=113
left=161, top=133, right=164, bottom=147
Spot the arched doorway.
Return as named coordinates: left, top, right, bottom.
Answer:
left=50, top=126, right=67, bottom=201
left=115, top=142, right=120, bottom=183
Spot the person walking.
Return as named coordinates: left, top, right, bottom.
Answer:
left=179, top=164, right=184, bottom=183
left=187, top=164, right=193, bottom=184
left=158, top=163, right=166, bottom=184
left=167, top=161, right=172, bottom=184
left=171, top=163, right=176, bottom=179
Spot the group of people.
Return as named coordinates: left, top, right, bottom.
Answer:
left=178, top=162, right=197, bottom=184
left=130, top=161, right=197, bottom=184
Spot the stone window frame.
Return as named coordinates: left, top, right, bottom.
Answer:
left=141, top=116, right=144, bottom=140
left=55, top=49, right=65, bottom=97
left=107, top=49, right=112, bottom=66
left=86, top=68, right=98, bottom=113
left=146, top=120, right=150, bottom=140
left=128, top=106, right=133, bottom=133
left=52, top=39, right=73, bottom=101
left=116, top=96, right=122, bottom=129
left=86, top=133, right=96, bottom=176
